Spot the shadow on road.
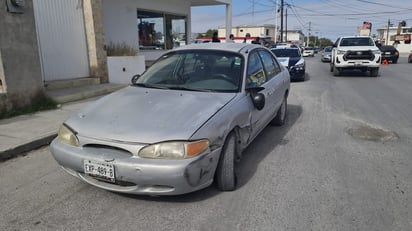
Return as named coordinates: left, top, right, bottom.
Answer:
left=119, top=104, right=303, bottom=202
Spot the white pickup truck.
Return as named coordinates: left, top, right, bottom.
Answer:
left=330, top=36, right=381, bottom=77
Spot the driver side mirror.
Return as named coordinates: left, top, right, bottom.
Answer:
left=246, top=86, right=265, bottom=110
left=131, top=74, right=140, bottom=84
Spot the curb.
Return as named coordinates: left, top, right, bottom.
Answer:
left=0, top=133, right=57, bottom=161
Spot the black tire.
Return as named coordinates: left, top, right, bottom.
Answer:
left=215, top=132, right=237, bottom=191
left=333, top=65, right=340, bottom=76
left=270, top=95, right=287, bottom=126
left=370, top=68, right=379, bottom=77
left=330, top=63, right=334, bottom=72
left=392, top=59, right=397, bottom=64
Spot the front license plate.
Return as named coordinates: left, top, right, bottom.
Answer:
left=84, top=159, right=115, bottom=183
left=385, top=52, right=391, bottom=55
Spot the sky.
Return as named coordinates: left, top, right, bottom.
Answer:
left=191, top=0, right=412, bottom=41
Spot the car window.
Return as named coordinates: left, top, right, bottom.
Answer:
left=271, top=48, right=300, bottom=57
left=258, top=49, right=281, bottom=80
left=246, top=52, right=266, bottom=87
left=136, top=51, right=244, bottom=92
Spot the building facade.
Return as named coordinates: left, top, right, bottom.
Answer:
left=376, top=26, right=412, bottom=53
left=0, top=0, right=232, bottom=112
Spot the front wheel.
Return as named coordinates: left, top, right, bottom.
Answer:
left=370, top=68, right=379, bottom=77
left=215, top=132, right=237, bottom=191
left=333, top=65, right=340, bottom=76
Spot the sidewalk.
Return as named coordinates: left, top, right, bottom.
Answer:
left=0, top=97, right=98, bottom=161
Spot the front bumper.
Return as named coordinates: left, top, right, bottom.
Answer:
left=381, top=54, right=398, bottom=61
left=50, top=138, right=221, bottom=195
left=289, top=68, right=305, bottom=80
left=334, top=55, right=381, bottom=69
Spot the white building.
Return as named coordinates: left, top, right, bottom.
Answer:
left=218, top=24, right=277, bottom=42
left=376, top=26, right=412, bottom=53
left=282, top=30, right=305, bottom=45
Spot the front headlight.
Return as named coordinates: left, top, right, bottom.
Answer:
left=138, top=140, right=209, bottom=159
left=337, top=49, right=346, bottom=55
left=57, top=124, right=79, bottom=146
left=293, top=59, right=305, bottom=70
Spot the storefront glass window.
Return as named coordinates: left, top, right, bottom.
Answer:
left=138, top=10, right=186, bottom=50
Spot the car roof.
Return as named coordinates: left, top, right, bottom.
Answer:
left=339, top=36, right=372, bottom=39
left=271, top=46, right=299, bottom=50
left=174, top=43, right=260, bottom=53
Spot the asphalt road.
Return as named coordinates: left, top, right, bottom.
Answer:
left=1, top=55, right=411, bottom=231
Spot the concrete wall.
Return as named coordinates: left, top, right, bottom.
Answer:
left=84, top=0, right=108, bottom=83
left=0, top=0, right=43, bottom=111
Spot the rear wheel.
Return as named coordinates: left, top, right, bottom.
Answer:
left=215, top=132, right=237, bottom=191
left=270, top=95, right=287, bottom=126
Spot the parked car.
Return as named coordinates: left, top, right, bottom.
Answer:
left=321, top=46, right=332, bottom=62
left=408, top=50, right=412, bottom=63
left=302, top=47, right=315, bottom=57
left=271, top=46, right=306, bottom=81
left=379, top=45, right=399, bottom=63
left=50, top=43, right=291, bottom=196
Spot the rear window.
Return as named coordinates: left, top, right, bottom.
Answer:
left=271, top=48, right=301, bottom=58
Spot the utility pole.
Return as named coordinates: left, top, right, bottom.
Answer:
left=280, top=0, right=284, bottom=42
left=274, top=0, right=278, bottom=43
left=285, top=7, right=288, bottom=42
left=386, top=19, right=390, bottom=45
left=307, top=21, right=311, bottom=46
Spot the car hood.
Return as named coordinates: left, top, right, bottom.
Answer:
left=65, top=86, right=237, bottom=144
left=276, top=57, right=302, bottom=67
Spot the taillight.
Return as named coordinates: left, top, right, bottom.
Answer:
left=395, top=52, right=399, bottom=55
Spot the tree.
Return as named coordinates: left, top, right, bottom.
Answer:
left=197, top=29, right=217, bottom=39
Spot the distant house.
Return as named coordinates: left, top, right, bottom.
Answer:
left=282, top=30, right=305, bottom=46
left=218, top=25, right=278, bottom=43
left=217, top=26, right=304, bottom=46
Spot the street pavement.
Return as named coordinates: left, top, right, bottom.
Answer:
left=0, top=97, right=98, bottom=161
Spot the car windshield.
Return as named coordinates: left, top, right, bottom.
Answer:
left=324, top=47, right=332, bottom=52
left=134, top=50, right=244, bottom=92
left=271, top=49, right=301, bottom=58
left=340, top=37, right=374, bottom=46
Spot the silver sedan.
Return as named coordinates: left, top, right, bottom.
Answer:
left=50, top=43, right=290, bottom=196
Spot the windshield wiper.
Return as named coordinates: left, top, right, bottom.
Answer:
left=166, top=86, right=212, bottom=92
left=132, top=83, right=168, bottom=89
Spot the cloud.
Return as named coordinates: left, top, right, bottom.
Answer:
left=191, top=0, right=412, bottom=40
